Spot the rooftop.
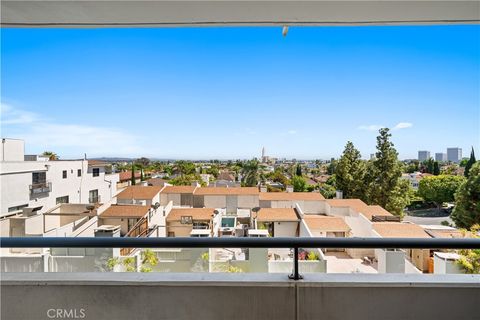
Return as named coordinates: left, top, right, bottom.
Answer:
left=166, top=208, right=216, bottom=222
left=326, top=199, right=393, bottom=220
left=373, top=222, right=431, bottom=238
left=118, top=171, right=141, bottom=181
left=161, top=185, right=197, bottom=194
left=259, top=192, right=325, bottom=201
left=100, top=205, right=150, bottom=218
left=256, top=208, right=299, bottom=222
left=303, top=215, right=350, bottom=233
left=194, top=187, right=259, bottom=195
left=116, top=186, right=162, bottom=200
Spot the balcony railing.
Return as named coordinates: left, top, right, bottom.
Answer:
left=2, top=237, right=479, bottom=280
left=29, top=181, right=52, bottom=195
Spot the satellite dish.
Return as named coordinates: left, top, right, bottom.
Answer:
left=86, top=205, right=95, bottom=211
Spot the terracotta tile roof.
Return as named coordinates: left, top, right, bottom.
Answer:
left=326, top=199, right=393, bottom=220
left=166, top=208, right=216, bottom=222
left=425, top=229, right=471, bottom=239
left=146, top=178, right=168, bottom=187
left=303, top=215, right=350, bottom=233
left=259, top=192, right=325, bottom=201
left=116, top=186, right=162, bottom=200
left=194, top=187, right=259, bottom=195
left=119, top=171, right=141, bottom=181
left=217, top=172, right=235, bottom=181
left=161, top=185, right=197, bottom=194
left=373, top=222, right=431, bottom=238
left=256, top=208, right=299, bottom=222
left=87, top=160, right=109, bottom=167
left=100, top=205, right=149, bottom=218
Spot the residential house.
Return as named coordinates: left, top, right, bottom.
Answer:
left=193, top=187, right=259, bottom=213
left=116, top=185, right=162, bottom=206
left=166, top=208, right=215, bottom=237
left=0, top=138, right=119, bottom=219
left=254, top=208, right=300, bottom=237
left=160, top=185, right=197, bottom=207
left=259, top=192, right=325, bottom=213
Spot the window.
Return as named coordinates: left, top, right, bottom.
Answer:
left=62, top=170, right=67, bottom=179
left=56, top=196, right=69, bottom=204
left=32, top=171, right=46, bottom=184
left=181, top=216, right=193, bottom=224
left=88, top=189, right=99, bottom=203
left=8, top=204, right=28, bottom=213
left=92, top=168, right=100, bottom=177
left=77, top=169, right=82, bottom=177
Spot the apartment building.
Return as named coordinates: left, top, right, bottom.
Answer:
left=0, top=138, right=119, bottom=219
left=418, top=150, right=431, bottom=161
left=447, top=147, right=462, bottom=163
left=193, top=187, right=260, bottom=212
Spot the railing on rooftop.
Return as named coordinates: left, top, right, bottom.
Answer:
left=2, top=237, right=479, bottom=280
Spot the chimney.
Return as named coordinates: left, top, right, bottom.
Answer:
left=286, top=185, right=294, bottom=193
left=335, top=190, right=343, bottom=199
left=260, top=186, right=267, bottom=193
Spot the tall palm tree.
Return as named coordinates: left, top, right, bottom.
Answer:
left=241, top=159, right=259, bottom=187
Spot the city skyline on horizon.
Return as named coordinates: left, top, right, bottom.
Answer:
left=1, top=26, right=479, bottom=159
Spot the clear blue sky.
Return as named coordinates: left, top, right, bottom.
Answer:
left=1, top=26, right=479, bottom=160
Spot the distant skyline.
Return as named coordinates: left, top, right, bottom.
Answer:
left=1, top=26, right=479, bottom=160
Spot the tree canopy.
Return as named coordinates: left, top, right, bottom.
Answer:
left=418, top=175, right=466, bottom=211
left=464, top=147, right=476, bottom=178
left=335, top=141, right=366, bottom=199
left=366, top=128, right=409, bottom=216
left=452, top=162, right=480, bottom=228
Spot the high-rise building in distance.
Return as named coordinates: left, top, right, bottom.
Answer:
left=418, top=151, right=431, bottom=162
left=435, top=153, right=447, bottom=162
left=447, top=148, right=462, bottom=163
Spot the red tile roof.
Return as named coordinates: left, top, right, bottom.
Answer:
left=100, top=205, right=149, bottom=218
left=116, top=186, right=162, bottom=200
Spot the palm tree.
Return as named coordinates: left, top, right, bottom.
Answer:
left=42, top=151, right=58, bottom=160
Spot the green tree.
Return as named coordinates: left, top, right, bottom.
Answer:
left=335, top=141, right=366, bottom=199
left=130, top=163, right=136, bottom=186
left=136, top=157, right=150, bottom=167
left=241, top=159, right=259, bottom=187
left=319, top=183, right=337, bottom=199
left=291, top=175, right=307, bottom=192
left=452, top=162, right=480, bottom=228
left=296, top=164, right=302, bottom=176
left=464, top=147, right=476, bottom=178
left=366, top=128, right=408, bottom=216
left=326, top=159, right=337, bottom=175
left=175, top=161, right=196, bottom=176
left=456, top=224, right=480, bottom=274
left=433, top=161, right=440, bottom=176
left=418, top=175, right=466, bottom=213
left=140, top=167, right=145, bottom=181
left=42, top=151, right=59, bottom=160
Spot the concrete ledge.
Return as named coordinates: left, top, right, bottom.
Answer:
left=2, top=273, right=479, bottom=320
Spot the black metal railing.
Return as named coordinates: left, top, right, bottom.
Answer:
left=1, top=237, right=479, bottom=280
left=29, top=182, right=52, bottom=195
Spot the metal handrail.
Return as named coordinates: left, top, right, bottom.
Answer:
left=2, top=237, right=478, bottom=280
left=2, top=237, right=478, bottom=249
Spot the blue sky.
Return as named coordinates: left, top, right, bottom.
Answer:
left=1, top=26, right=479, bottom=160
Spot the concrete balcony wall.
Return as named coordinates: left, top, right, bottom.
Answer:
left=1, top=273, right=478, bottom=320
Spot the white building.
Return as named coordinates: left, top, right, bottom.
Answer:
left=447, top=147, right=462, bottom=163
left=0, top=138, right=119, bottom=219
left=418, top=150, right=430, bottom=162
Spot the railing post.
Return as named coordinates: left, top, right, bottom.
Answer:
left=288, top=247, right=303, bottom=280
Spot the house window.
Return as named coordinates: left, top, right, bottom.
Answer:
left=92, top=168, right=100, bottom=177
left=8, top=204, right=28, bottom=213
left=180, top=216, right=193, bottom=224
left=77, top=169, right=82, bottom=177
left=32, top=171, right=46, bottom=184
left=56, top=196, right=69, bottom=204
left=89, top=189, right=99, bottom=203
left=62, top=170, right=67, bottom=179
